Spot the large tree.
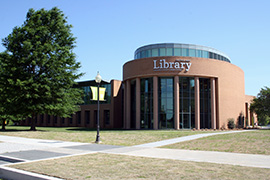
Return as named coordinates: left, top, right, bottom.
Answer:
left=0, top=7, right=83, bottom=130
left=250, top=86, right=270, bottom=125
left=0, top=52, right=18, bottom=131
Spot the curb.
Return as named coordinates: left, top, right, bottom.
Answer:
left=0, top=166, right=63, bottom=180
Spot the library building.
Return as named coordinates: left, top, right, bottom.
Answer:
left=22, top=43, right=257, bottom=130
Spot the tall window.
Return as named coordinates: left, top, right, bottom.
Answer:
left=159, top=77, right=174, bottom=129
left=130, top=80, right=136, bottom=129
left=179, top=77, right=195, bottom=129
left=61, top=117, right=65, bottom=125
left=40, top=114, right=44, bottom=124
left=54, top=116, right=57, bottom=124
left=104, top=110, right=110, bottom=125
left=76, top=111, right=81, bottom=125
left=85, top=111, right=90, bottom=125
left=140, top=78, right=153, bottom=129
left=47, top=115, right=51, bottom=124
left=200, top=78, right=211, bottom=129
left=69, top=115, right=72, bottom=125
left=94, top=110, right=97, bottom=125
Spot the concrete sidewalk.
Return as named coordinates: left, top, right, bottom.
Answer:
left=102, top=146, right=270, bottom=169
left=0, top=135, right=124, bottom=166
left=133, top=130, right=254, bottom=148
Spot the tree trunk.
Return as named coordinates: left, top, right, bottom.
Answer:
left=1, top=119, right=6, bottom=131
left=30, top=114, right=36, bottom=131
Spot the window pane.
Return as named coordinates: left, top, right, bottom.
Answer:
left=141, top=50, right=146, bottom=58
left=158, top=77, right=174, bottom=129
left=61, top=117, right=65, bottom=124
left=167, top=78, right=173, bottom=91
left=160, top=98, right=166, bottom=111
left=152, top=48, right=158, bottom=57
left=214, top=53, right=217, bottom=59
left=139, top=52, right=142, bottom=59
left=137, top=53, right=140, bottom=59
left=140, top=78, right=153, bottom=129
left=174, top=48, right=181, bottom=56
left=202, top=51, right=209, bottom=58
left=189, top=49, right=196, bottom=57
left=76, top=111, right=81, bottom=124
left=160, top=48, right=165, bottom=56
left=210, top=53, right=213, bottom=59
left=166, top=113, right=174, bottom=128
left=182, top=99, right=189, bottom=112
left=85, top=111, right=90, bottom=124
left=196, top=50, right=202, bottom=57
left=146, top=50, right=151, bottom=57
left=166, top=48, right=173, bottom=56
left=182, top=48, right=188, bottom=56
left=104, top=110, right=110, bottom=125
left=167, top=98, right=173, bottom=109
left=179, top=77, right=195, bottom=129
left=183, top=114, right=190, bottom=129
left=190, top=79, right=195, bottom=90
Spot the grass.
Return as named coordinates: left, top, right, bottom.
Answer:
left=0, top=126, right=215, bottom=146
left=163, top=130, right=270, bottom=155
left=10, top=153, right=270, bottom=180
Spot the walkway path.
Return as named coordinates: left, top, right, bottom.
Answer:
left=0, top=130, right=269, bottom=179
left=133, top=130, right=253, bottom=148
left=103, top=146, right=270, bottom=169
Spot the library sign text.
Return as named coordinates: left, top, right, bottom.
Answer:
left=153, top=59, right=192, bottom=72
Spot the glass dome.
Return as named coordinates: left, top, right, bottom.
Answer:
left=134, top=43, right=231, bottom=63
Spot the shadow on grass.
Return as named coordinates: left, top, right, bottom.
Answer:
left=1, top=127, right=94, bottom=132
left=65, top=128, right=171, bottom=132
left=66, top=128, right=98, bottom=132
left=1, top=126, right=131, bottom=133
left=0, top=129, right=33, bottom=132
left=66, top=128, right=129, bottom=132
left=0, top=126, right=54, bottom=132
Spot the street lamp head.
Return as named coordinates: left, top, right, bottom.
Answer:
left=95, top=71, right=102, bottom=84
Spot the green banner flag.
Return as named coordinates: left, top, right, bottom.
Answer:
left=90, top=86, right=106, bottom=101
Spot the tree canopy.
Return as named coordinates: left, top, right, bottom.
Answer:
left=250, top=86, right=270, bottom=125
left=0, top=7, right=83, bottom=130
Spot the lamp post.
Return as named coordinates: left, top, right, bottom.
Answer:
left=95, top=71, right=102, bottom=143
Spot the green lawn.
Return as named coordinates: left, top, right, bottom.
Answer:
left=0, top=126, right=215, bottom=146
left=10, top=153, right=270, bottom=180
left=163, top=130, right=270, bottom=155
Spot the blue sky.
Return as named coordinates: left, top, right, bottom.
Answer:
left=0, top=0, right=269, bottom=95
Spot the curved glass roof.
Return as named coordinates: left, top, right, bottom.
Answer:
left=134, top=43, right=231, bottom=63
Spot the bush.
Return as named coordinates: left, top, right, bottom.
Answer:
left=227, top=118, right=235, bottom=129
